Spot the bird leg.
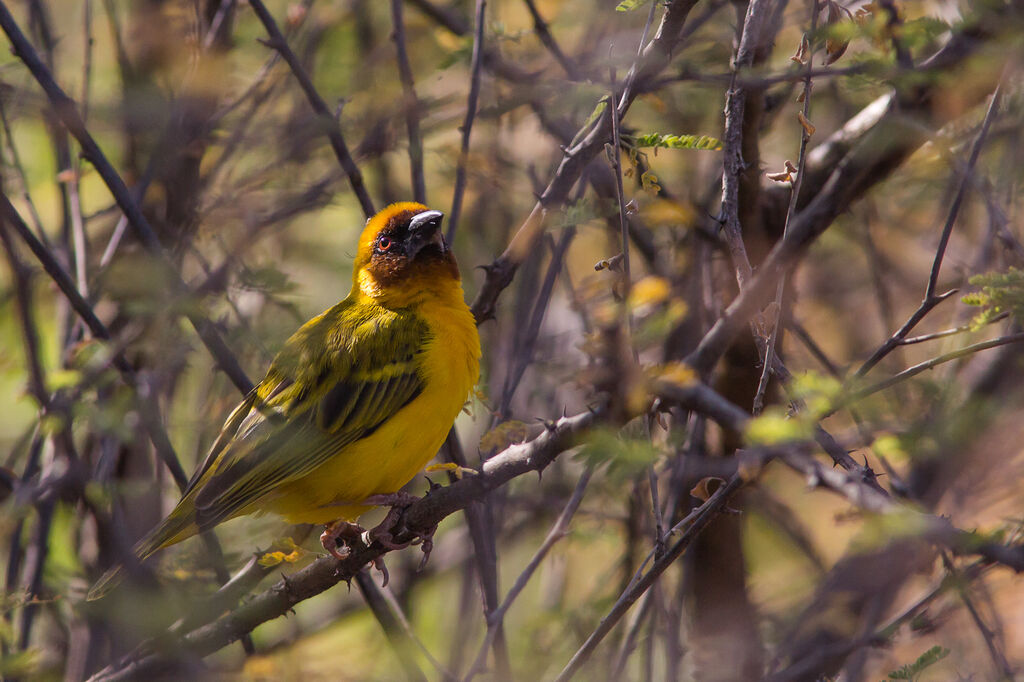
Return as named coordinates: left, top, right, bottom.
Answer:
left=320, top=520, right=365, bottom=561
left=320, top=520, right=393, bottom=586
left=361, top=492, right=438, bottom=571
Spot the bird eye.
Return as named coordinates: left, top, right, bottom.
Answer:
left=377, top=236, right=392, bottom=252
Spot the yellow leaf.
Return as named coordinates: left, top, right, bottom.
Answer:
left=426, top=462, right=478, bottom=479
left=746, top=407, right=812, bottom=445
left=258, top=551, right=287, bottom=567
left=650, top=362, right=697, bottom=388
left=628, top=276, right=671, bottom=309
left=644, top=198, right=695, bottom=226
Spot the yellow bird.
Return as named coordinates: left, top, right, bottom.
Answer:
left=88, top=202, right=480, bottom=600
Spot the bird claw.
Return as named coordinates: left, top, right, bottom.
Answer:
left=372, top=556, right=390, bottom=587
left=360, top=492, right=438, bottom=570
left=321, top=520, right=392, bottom=586
left=320, top=520, right=365, bottom=561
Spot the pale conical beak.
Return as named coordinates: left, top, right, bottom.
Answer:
left=407, top=210, right=446, bottom=256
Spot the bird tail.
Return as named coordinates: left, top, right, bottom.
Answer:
left=86, top=502, right=198, bottom=601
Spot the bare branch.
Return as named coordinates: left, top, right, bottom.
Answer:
left=855, top=79, right=1005, bottom=378
left=390, top=0, right=426, bottom=204
left=446, top=0, right=486, bottom=242
left=246, top=0, right=375, bottom=218
left=0, top=1, right=254, bottom=395
left=88, top=410, right=599, bottom=682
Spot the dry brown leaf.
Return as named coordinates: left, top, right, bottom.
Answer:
left=797, top=111, right=816, bottom=137
left=790, top=34, right=810, bottom=65
left=691, top=477, right=725, bottom=502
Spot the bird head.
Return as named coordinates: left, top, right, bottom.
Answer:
left=353, top=202, right=460, bottom=306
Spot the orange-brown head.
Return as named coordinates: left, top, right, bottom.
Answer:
left=353, top=202, right=461, bottom=307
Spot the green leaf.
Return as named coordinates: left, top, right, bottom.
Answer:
left=630, top=133, right=723, bottom=151
left=551, top=197, right=618, bottom=228
left=887, top=645, right=949, bottom=680
left=745, top=407, right=812, bottom=445
left=789, top=371, right=843, bottom=419
left=616, top=0, right=652, bottom=11
left=576, top=425, right=659, bottom=480
left=962, top=267, right=1024, bottom=329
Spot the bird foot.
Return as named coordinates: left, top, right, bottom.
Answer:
left=321, top=520, right=393, bottom=586
left=320, top=520, right=365, bottom=561
left=361, top=493, right=437, bottom=571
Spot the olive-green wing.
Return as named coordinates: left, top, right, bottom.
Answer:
left=191, top=304, right=428, bottom=529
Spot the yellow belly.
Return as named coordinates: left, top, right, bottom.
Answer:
left=265, top=297, right=479, bottom=525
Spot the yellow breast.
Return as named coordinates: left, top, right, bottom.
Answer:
left=268, top=292, right=480, bottom=525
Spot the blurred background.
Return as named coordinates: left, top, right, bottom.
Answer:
left=0, top=0, right=1022, bottom=679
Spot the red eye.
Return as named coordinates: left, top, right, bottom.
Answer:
left=378, top=236, right=392, bottom=252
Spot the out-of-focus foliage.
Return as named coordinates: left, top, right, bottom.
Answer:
left=962, top=267, right=1024, bottom=329
left=0, top=0, right=1022, bottom=680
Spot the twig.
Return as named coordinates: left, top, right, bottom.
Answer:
left=844, top=331, right=1024, bottom=407
left=752, top=0, right=820, bottom=415
left=854, top=79, right=1004, bottom=378
left=939, top=553, right=1014, bottom=678
left=498, top=227, right=575, bottom=414
left=378, top=583, right=456, bottom=681
left=648, top=463, right=664, bottom=556
left=87, top=410, right=599, bottom=682
left=718, top=0, right=778, bottom=289
left=784, top=317, right=842, bottom=376
left=553, top=475, right=745, bottom=682
left=355, top=572, right=430, bottom=682
left=390, top=0, right=426, bottom=204
left=470, top=0, right=703, bottom=323
left=0, top=93, right=51, bottom=250
left=0, top=2, right=255, bottom=395
left=246, top=0, right=375, bottom=218
left=446, top=0, right=486, bottom=242
left=66, top=0, right=95, bottom=300
left=668, top=62, right=878, bottom=88
left=609, top=588, right=655, bottom=680
left=686, top=24, right=1005, bottom=377
left=777, top=448, right=1024, bottom=572
left=1, top=220, right=73, bottom=650
left=899, top=311, right=1009, bottom=345
left=608, top=82, right=632, bottom=307
left=462, top=468, right=593, bottom=682
left=522, top=0, right=579, bottom=79
left=443, top=429, right=511, bottom=680
left=0, top=192, right=192, bottom=487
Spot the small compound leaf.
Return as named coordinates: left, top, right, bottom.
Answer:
left=630, top=133, right=723, bottom=151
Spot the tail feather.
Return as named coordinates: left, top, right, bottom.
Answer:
left=86, top=505, right=198, bottom=601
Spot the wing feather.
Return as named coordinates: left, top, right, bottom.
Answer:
left=191, top=303, right=428, bottom=528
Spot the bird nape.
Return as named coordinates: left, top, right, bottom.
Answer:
left=87, top=202, right=481, bottom=601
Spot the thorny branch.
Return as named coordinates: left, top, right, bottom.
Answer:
left=88, top=410, right=599, bottom=682
left=0, top=1, right=255, bottom=396
left=247, top=0, right=375, bottom=218
left=1, top=0, right=1022, bottom=679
